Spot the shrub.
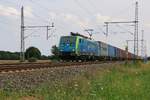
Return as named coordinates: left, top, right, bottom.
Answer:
left=25, top=47, right=41, bottom=60
left=28, top=57, right=37, bottom=62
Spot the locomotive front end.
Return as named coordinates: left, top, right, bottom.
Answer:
left=59, top=36, right=77, bottom=60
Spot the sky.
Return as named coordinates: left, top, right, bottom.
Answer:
left=0, top=0, right=149, bottom=56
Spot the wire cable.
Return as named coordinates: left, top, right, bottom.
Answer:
left=115, top=24, right=134, bottom=35
left=73, top=0, right=106, bottom=35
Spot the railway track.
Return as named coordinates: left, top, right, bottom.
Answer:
left=0, top=61, right=119, bottom=73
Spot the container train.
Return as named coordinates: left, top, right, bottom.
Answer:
left=58, top=32, right=138, bottom=61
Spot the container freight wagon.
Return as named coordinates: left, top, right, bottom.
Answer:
left=120, top=49, right=125, bottom=60
left=128, top=52, right=131, bottom=60
left=108, top=45, right=116, bottom=60
left=97, top=41, right=108, bottom=60
left=114, top=47, right=118, bottom=59
left=115, top=48, right=121, bottom=59
left=116, top=48, right=127, bottom=60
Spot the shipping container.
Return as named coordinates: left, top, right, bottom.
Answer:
left=99, top=41, right=108, bottom=57
left=128, top=52, right=131, bottom=60
left=108, top=45, right=116, bottom=58
left=116, top=48, right=121, bottom=58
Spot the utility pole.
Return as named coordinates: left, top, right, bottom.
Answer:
left=141, top=30, right=144, bottom=59
left=20, top=6, right=25, bottom=62
left=144, top=41, right=147, bottom=63
left=85, top=29, right=94, bottom=40
left=104, top=1, right=139, bottom=61
left=20, top=6, right=54, bottom=62
left=140, top=30, right=147, bottom=62
left=134, top=1, right=139, bottom=59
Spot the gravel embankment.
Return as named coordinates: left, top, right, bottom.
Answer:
left=0, top=63, right=119, bottom=91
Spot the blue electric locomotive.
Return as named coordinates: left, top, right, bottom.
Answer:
left=59, top=32, right=99, bottom=60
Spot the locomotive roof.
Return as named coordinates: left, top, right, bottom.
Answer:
left=70, top=32, right=91, bottom=39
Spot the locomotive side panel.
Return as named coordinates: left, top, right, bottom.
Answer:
left=78, top=38, right=99, bottom=59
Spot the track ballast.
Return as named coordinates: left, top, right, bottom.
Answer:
left=0, top=61, right=118, bottom=73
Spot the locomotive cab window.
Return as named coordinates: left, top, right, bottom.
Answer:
left=79, top=39, right=82, bottom=43
left=60, top=36, right=76, bottom=44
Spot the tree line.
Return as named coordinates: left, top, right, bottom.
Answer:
left=0, top=45, right=59, bottom=60
left=0, top=51, right=20, bottom=60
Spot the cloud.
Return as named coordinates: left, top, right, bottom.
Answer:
left=24, top=6, right=34, bottom=18
left=63, top=13, right=90, bottom=28
left=49, top=12, right=126, bottom=29
left=0, top=5, right=20, bottom=17
left=96, top=13, right=111, bottom=23
left=0, top=5, right=33, bottom=18
left=95, top=13, right=126, bottom=23
left=48, top=12, right=90, bottom=28
left=49, top=12, right=57, bottom=20
left=145, top=23, right=150, bottom=28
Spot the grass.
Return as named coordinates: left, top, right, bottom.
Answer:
left=1, top=61, right=150, bottom=100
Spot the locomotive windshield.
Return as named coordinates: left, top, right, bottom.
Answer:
left=60, top=36, right=76, bottom=44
